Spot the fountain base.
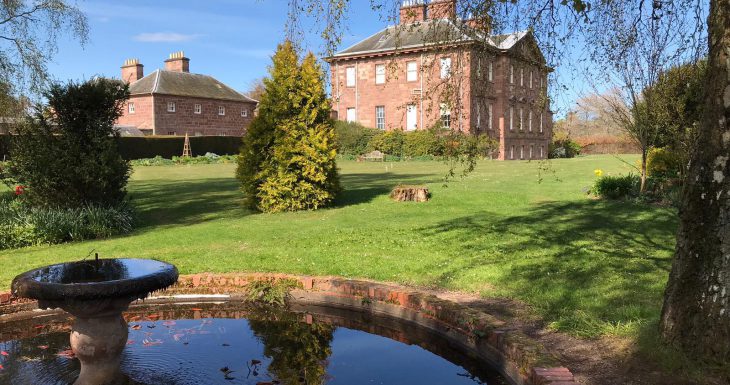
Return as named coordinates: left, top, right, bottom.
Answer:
left=70, top=314, right=128, bottom=385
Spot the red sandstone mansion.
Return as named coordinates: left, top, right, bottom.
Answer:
left=116, top=52, right=258, bottom=137
left=326, top=0, right=553, bottom=160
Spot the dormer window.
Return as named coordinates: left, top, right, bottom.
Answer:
left=218, top=106, right=225, bottom=116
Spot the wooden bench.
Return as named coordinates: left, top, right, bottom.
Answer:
left=360, top=150, right=385, bottom=162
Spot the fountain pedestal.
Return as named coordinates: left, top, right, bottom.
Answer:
left=71, top=315, right=128, bottom=385
left=11, top=258, right=178, bottom=385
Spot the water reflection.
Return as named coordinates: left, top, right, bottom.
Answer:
left=29, top=259, right=171, bottom=284
left=0, top=303, right=507, bottom=385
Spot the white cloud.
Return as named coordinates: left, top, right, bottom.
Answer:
left=133, top=32, right=200, bottom=43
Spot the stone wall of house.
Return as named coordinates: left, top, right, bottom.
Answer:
left=329, top=42, right=553, bottom=160
left=118, top=95, right=155, bottom=133
left=330, top=48, right=474, bottom=132
left=118, top=95, right=256, bottom=137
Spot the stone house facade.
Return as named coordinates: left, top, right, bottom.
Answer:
left=326, top=0, right=553, bottom=160
left=116, top=52, right=258, bottom=137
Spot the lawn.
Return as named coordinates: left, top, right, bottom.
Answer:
left=0, top=155, right=677, bottom=339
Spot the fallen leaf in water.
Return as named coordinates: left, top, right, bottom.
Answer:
left=146, top=325, right=156, bottom=329
left=126, top=340, right=135, bottom=345
left=220, top=366, right=232, bottom=373
left=56, top=350, right=75, bottom=358
left=37, top=345, right=49, bottom=350
left=163, top=320, right=176, bottom=327
left=222, top=343, right=230, bottom=347
left=0, top=351, right=8, bottom=356
left=172, top=334, right=185, bottom=341
left=251, top=359, right=261, bottom=365
left=142, top=339, right=163, bottom=347
left=131, top=324, right=141, bottom=330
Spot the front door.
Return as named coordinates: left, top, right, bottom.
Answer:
left=406, top=104, right=417, bottom=131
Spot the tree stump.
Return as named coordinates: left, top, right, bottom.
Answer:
left=390, top=185, right=429, bottom=202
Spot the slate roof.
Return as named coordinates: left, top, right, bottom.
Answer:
left=129, top=70, right=257, bottom=103
left=331, top=18, right=529, bottom=59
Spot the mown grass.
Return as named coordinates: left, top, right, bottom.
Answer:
left=0, top=155, right=676, bottom=341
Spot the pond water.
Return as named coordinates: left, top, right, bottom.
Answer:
left=0, top=302, right=508, bottom=385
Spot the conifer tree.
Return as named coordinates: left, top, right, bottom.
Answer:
left=236, top=41, right=300, bottom=209
left=237, top=43, right=340, bottom=212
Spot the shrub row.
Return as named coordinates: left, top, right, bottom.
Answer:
left=116, top=136, right=242, bottom=160
left=334, top=121, right=496, bottom=158
left=131, top=154, right=238, bottom=167
left=0, top=195, right=135, bottom=250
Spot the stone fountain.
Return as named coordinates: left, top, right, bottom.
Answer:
left=11, top=256, right=178, bottom=385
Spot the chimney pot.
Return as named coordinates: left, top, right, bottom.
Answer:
left=165, top=51, right=190, bottom=73
left=121, top=58, right=144, bottom=83
left=400, top=0, right=426, bottom=24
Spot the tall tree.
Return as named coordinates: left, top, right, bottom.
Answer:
left=237, top=41, right=340, bottom=212
left=0, top=1, right=88, bottom=94
left=660, top=0, right=730, bottom=362
left=237, top=41, right=301, bottom=210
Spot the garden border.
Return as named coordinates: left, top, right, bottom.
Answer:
left=0, top=273, right=579, bottom=385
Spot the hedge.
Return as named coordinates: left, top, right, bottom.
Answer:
left=1, top=135, right=243, bottom=160
left=116, top=136, right=243, bottom=160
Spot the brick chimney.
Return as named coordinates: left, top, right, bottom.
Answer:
left=121, top=58, right=144, bottom=83
left=427, top=0, right=456, bottom=20
left=400, top=0, right=426, bottom=24
left=164, top=51, right=190, bottom=73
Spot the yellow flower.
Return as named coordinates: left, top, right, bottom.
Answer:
left=594, top=169, right=603, bottom=177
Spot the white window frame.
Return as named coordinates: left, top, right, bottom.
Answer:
left=375, top=106, right=385, bottom=130
left=510, top=145, right=515, bottom=159
left=406, top=61, right=418, bottom=82
left=540, top=145, right=544, bottom=158
left=540, top=112, right=544, bottom=133
left=520, top=145, right=524, bottom=159
left=375, top=64, right=386, bottom=84
left=528, top=110, right=533, bottom=132
left=194, top=104, right=202, bottom=114
left=530, top=144, right=534, bottom=159
left=440, top=57, right=451, bottom=79
left=529, top=71, right=533, bottom=88
left=510, top=65, right=514, bottom=84
left=488, top=61, right=493, bottom=82
left=488, top=104, right=493, bottom=130
left=477, top=57, right=482, bottom=79
left=346, top=107, right=356, bottom=123
left=218, top=106, right=225, bottom=116
left=167, top=102, right=176, bottom=113
left=520, top=67, right=524, bottom=87
left=476, top=103, right=481, bottom=129
left=509, top=106, right=514, bottom=130
left=241, top=109, right=248, bottom=117
left=128, top=102, right=135, bottom=114
left=440, top=103, right=451, bottom=129
left=346, top=67, right=356, bottom=87
left=519, top=107, right=524, bottom=130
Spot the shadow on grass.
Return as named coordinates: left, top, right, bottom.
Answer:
left=419, top=199, right=678, bottom=337
left=336, top=172, right=440, bottom=206
left=129, top=177, right=249, bottom=229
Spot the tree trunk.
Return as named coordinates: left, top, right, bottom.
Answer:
left=660, top=0, right=730, bottom=361
left=640, top=148, right=648, bottom=193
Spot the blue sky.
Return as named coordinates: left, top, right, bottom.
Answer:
left=50, top=0, right=581, bottom=115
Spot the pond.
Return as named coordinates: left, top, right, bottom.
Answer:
left=0, top=302, right=508, bottom=385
